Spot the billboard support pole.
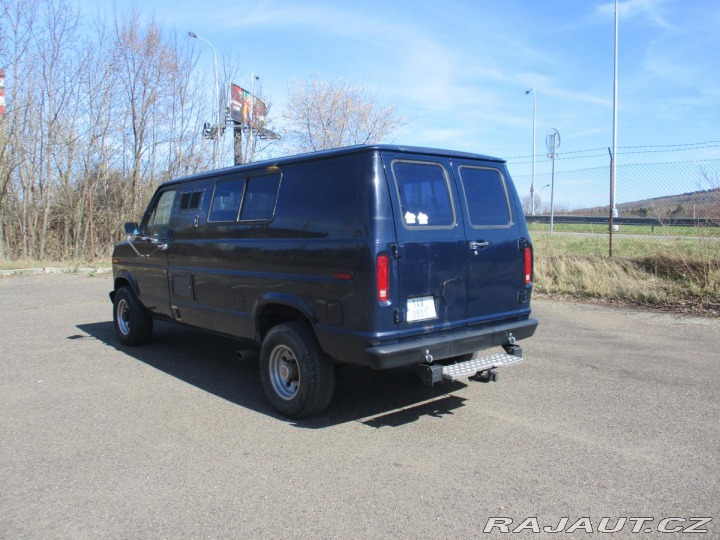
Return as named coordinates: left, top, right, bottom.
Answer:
left=234, top=124, right=243, bottom=165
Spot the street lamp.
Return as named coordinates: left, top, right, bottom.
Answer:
left=248, top=72, right=260, bottom=160
left=611, top=0, right=619, bottom=232
left=188, top=31, right=220, bottom=169
left=525, top=88, right=536, bottom=215
left=538, top=184, right=550, bottom=214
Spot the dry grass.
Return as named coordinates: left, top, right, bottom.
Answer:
left=533, top=232, right=720, bottom=312
left=0, top=259, right=110, bottom=271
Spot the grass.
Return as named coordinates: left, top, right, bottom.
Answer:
left=0, top=259, right=111, bottom=271
left=532, top=231, right=720, bottom=313
left=2, top=233, right=718, bottom=314
left=528, top=222, right=720, bottom=237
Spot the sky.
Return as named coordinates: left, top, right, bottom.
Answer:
left=76, top=0, right=720, bottom=206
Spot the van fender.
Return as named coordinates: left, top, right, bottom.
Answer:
left=113, top=269, right=139, bottom=295
left=253, top=293, right=319, bottom=340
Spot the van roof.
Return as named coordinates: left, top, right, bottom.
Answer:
left=161, top=144, right=507, bottom=186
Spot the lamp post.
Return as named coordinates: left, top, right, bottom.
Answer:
left=539, top=184, right=550, bottom=214
left=525, top=88, right=536, bottom=215
left=248, top=73, right=260, bottom=161
left=188, top=31, right=220, bottom=169
left=611, top=0, right=619, bottom=232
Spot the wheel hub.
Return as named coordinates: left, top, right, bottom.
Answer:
left=279, top=358, right=298, bottom=381
left=116, top=299, right=130, bottom=335
left=269, top=346, right=300, bottom=400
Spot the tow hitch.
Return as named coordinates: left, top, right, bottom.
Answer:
left=470, top=369, right=499, bottom=383
left=413, top=344, right=524, bottom=386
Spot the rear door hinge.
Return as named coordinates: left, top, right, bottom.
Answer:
left=517, top=290, right=529, bottom=304
left=518, top=237, right=529, bottom=251
left=392, top=244, right=401, bottom=259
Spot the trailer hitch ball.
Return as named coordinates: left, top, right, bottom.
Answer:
left=425, top=350, right=434, bottom=363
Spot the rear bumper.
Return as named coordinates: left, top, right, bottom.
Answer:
left=364, top=318, right=538, bottom=370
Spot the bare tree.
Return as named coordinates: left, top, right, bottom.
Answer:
left=282, top=77, right=405, bottom=154
left=0, top=0, right=216, bottom=261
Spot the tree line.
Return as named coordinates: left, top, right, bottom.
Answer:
left=0, top=0, right=403, bottom=262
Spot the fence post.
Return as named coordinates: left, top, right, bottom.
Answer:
left=608, top=148, right=614, bottom=257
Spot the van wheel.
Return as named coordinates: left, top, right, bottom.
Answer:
left=259, top=323, right=335, bottom=419
left=113, top=286, right=153, bottom=346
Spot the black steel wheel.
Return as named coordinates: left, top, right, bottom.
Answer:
left=113, top=286, right=153, bottom=346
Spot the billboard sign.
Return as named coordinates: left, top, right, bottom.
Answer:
left=230, top=83, right=266, bottom=129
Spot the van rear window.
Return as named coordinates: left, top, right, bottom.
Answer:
left=392, top=161, right=455, bottom=227
left=458, top=166, right=512, bottom=227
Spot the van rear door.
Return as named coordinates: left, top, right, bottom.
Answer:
left=382, top=152, right=529, bottom=338
left=451, top=160, right=529, bottom=323
left=381, top=153, right=467, bottom=335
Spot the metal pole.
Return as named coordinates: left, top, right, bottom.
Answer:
left=611, top=0, right=619, bottom=230
left=550, top=152, right=556, bottom=233
left=525, top=88, right=536, bottom=215
left=539, top=184, right=550, bottom=214
left=189, top=31, right=220, bottom=169
left=546, top=129, right=560, bottom=233
left=234, top=123, right=243, bottom=165
left=248, top=73, right=260, bottom=163
left=608, top=148, right=614, bottom=257
left=249, top=73, right=255, bottom=162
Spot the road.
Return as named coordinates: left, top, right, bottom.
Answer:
left=1, top=273, right=718, bottom=538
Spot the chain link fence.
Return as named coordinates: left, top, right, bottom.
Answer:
left=509, top=155, right=720, bottom=223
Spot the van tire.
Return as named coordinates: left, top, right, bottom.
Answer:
left=259, top=323, right=335, bottom=419
left=113, top=286, right=153, bottom=346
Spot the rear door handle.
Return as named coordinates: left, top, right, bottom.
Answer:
left=469, top=241, right=490, bottom=251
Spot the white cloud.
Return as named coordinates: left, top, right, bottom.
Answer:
left=595, top=0, right=675, bottom=29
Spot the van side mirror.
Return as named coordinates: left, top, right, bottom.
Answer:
left=123, top=222, right=139, bottom=236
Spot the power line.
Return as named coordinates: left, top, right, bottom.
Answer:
left=505, top=140, right=720, bottom=163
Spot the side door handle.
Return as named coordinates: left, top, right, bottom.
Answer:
left=148, top=237, right=169, bottom=251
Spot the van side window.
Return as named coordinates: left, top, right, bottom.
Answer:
left=458, top=166, right=512, bottom=227
left=209, top=179, right=244, bottom=222
left=239, top=174, right=281, bottom=221
left=392, top=160, right=455, bottom=227
left=144, top=190, right=176, bottom=236
left=208, top=174, right=281, bottom=223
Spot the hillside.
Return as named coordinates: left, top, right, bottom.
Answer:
left=568, top=188, right=720, bottom=219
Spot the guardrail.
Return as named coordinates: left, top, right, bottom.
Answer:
left=525, top=215, right=720, bottom=228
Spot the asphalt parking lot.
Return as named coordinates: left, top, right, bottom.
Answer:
left=1, top=273, right=718, bottom=538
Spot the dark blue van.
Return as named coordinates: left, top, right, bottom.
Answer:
left=111, top=145, right=537, bottom=418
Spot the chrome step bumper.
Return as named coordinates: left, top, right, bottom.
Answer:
left=442, top=352, right=524, bottom=381
left=412, top=346, right=524, bottom=386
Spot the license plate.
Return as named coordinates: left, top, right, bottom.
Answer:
left=406, top=296, right=437, bottom=322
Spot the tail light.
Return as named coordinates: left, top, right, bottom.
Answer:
left=524, top=246, right=533, bottom=285
left=376, top=254, right=389, bottom=302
